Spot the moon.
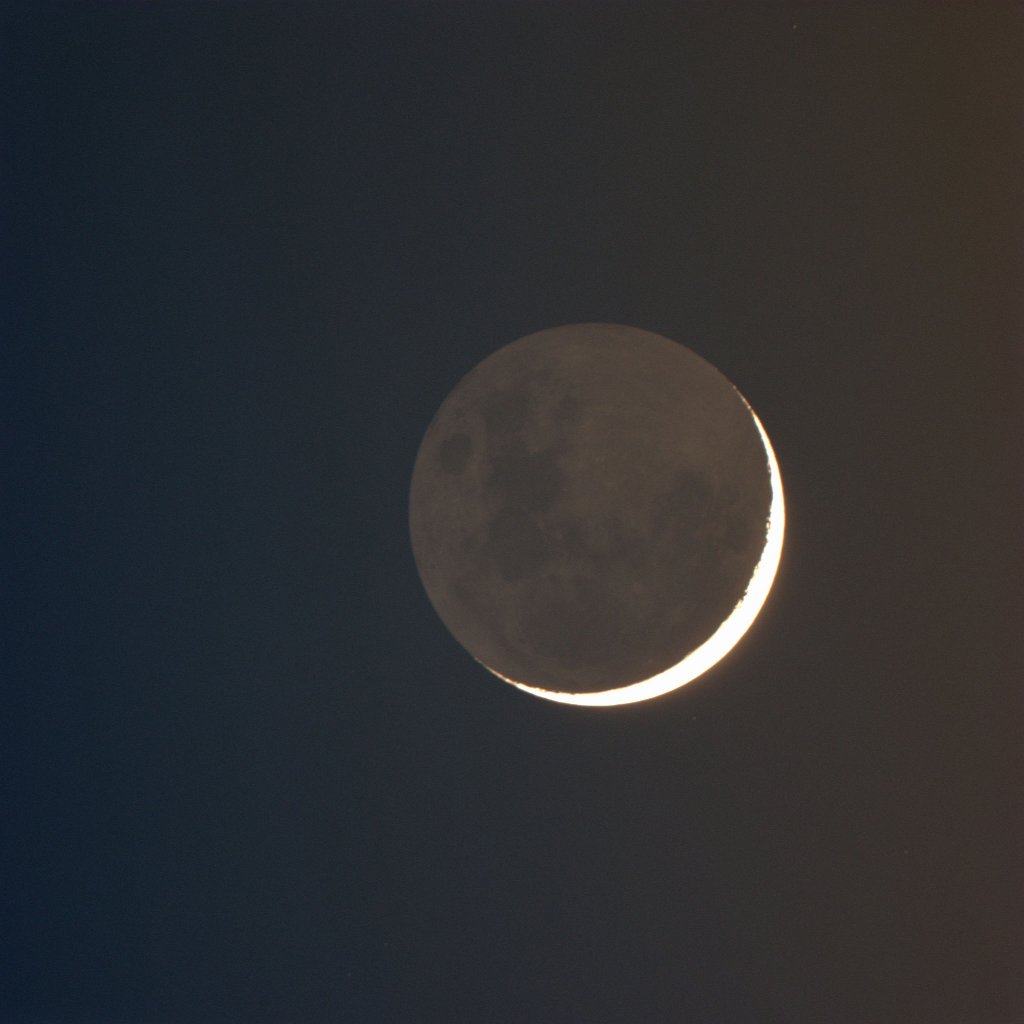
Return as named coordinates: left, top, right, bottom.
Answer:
left=409, top=324, right=784, bottom=706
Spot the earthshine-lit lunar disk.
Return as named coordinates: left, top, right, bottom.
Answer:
left=409, top=324, right=784, bottom=706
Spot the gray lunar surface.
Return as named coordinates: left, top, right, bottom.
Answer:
left=409, top=323, right=773, bottom=693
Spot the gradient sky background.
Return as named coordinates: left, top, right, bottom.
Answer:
left=4, top=3, right=1022, bottom=1022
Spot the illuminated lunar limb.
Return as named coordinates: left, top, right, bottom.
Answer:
left=504, top=403, right=784, bottom=706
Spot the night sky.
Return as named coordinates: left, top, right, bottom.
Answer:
left=4, top=4, right=1022, bottom=1022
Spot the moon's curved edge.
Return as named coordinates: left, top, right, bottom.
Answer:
left=487, top=393, right=786, bottom=707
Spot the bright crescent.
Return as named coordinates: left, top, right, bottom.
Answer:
left=487, top=400, right=784, bottom=706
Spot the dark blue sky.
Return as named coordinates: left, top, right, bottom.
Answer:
left=4, top=3, right=1022, bottom=1021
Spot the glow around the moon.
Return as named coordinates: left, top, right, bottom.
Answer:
left=489, top=395, right=785, bottom=706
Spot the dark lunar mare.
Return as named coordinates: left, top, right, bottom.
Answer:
left=409, top=324, right=773, bottom=693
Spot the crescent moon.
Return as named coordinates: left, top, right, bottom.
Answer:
left=494, top=401, right=784, bottom=706
left=409, top=325, right=785, bottom=707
